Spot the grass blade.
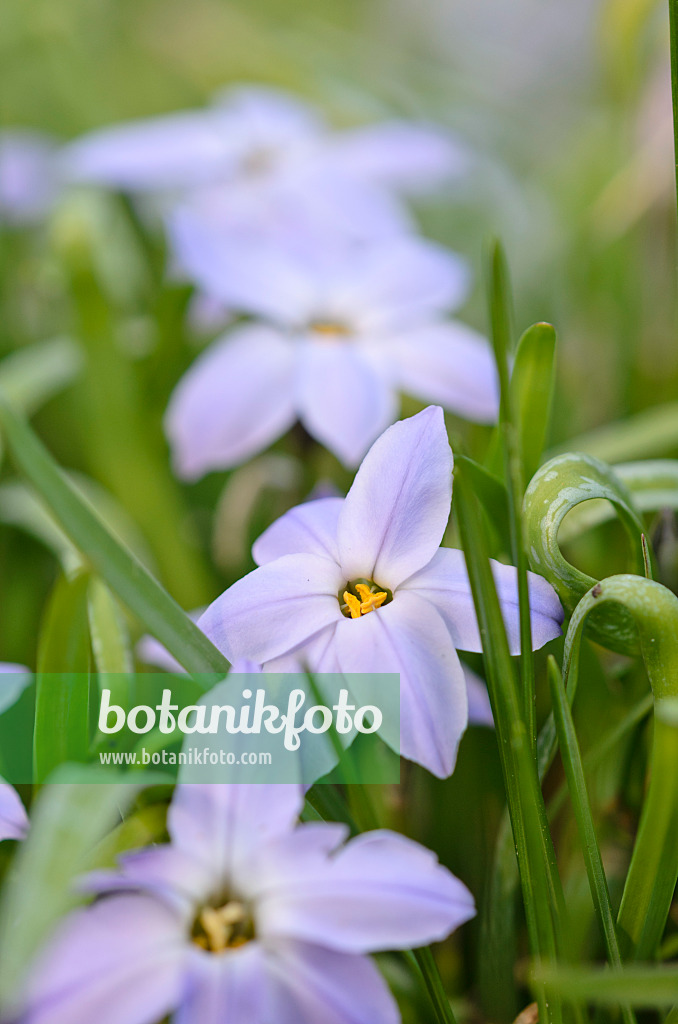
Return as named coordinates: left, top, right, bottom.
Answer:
left=34, top=572, right=91, bottom=782
left=454, top=458, right=564, bottom=1024
left=511, top=322, right=557, bottom=483
left=0, top=395, right=228, bottom=679
left=486, top=242, right=536, bottom=744
left=547, top=656, right=637, bottom=1024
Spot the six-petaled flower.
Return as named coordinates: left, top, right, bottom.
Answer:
left=198, top=407, right=563, bottom=777
left=17, top=783, right=475, bottom=1024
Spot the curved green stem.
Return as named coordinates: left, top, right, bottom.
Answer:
left=524, top=454, right=648, bottom=653
left=563, top=575, right=678, bottom=960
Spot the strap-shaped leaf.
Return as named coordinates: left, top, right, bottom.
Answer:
left=0, top=396, right=228, bottom=678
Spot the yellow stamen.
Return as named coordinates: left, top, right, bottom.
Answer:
left=354, top=583, right=388, bottom=615
left=195, top=901, right=251, bottom=953
left=343, top=591, right=362, bottom=619
left=310, top=321, right=351, bottom=338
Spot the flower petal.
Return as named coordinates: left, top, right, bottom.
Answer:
left=266, top=942, right=399, bottom=1024
left=167, top=783, right=304, bottom=883
left=262, top=622, right=341, bottom=673
left=337, top=406, right=453, bottom=589
left=0, top=783, right=28, bottom=841
left=198, top=553, right=344, bottom=664
left=297, top=342, right=397, bottom=467
left=59, top=112, right=235, bottom=191
left=0, top=131, right=57, bottom=224
left=393, top=321, right=499, bottom=423
left=252, top=498, right=343, bottom=566
left=175, top=943, right=269, bottom=1024
left=327, top=120, right=467, bottom=194
left=331, top=237, right=470, bottom=331
left=164, top=325, right=297, bottom=480
left=20, top=895, right=186, bottom=1024
left=259, top=827, right=474, bottom=952
left=333, top=590, right=467, bottom=777
left=464, top=666, right=494, bottom=727
left=170, top=207, right=318, bottom=322
left=211, top=84, right=324, bottom=143
left=283, top=171, right=413, bottom=241
left=400, top=547, right=564, bottom=653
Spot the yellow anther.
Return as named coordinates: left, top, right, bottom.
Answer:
left=343, top=591, right=362, bottom=619
left=194, top=900, right=252, bottom=953
left=198, top=906, right=229, bottom=953
left=354, top=583, right=388, bottom=615
left=310, top=321, right=351, bottom=338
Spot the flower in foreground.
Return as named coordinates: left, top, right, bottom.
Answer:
left=198, top=407, right=563, bottom=777
left=167, top=225, right=498, bottom=475
left=18, top=783, right=475, bottom=1024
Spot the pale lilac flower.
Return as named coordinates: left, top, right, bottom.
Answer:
left=463, top=667, right=494, bottom=728
left=198, top=408, right=563, bottom=777
left=58, top=86, right=460, bottom=239
left=18, top=783, right=475, bottom=1024
left=59, top=87, right=321, bottom=194
left=321, top=119, right=468, bottom=196
left=0, top=132, right=59, bottom=226
left=166, top=224, right=498, bottom=476
left=136, top=612, right=207, bottom=674
left=0, top=783, right=28, bottom=842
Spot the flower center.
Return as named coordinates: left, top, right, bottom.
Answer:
left=309, top=320, right=352, bottom=341
left=339, top=579, right=392, bottom=619
left=192, top=899, right=255, bottom=954
left=241, top=146, right=277, bottom=177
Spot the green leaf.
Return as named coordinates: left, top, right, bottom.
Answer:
left=0, top=770, right=140, bottom=1011
left=454, top=457, right=564, bottom=1024
left=485, top=242, right=536, bottom=746
left=535, top=964, right=678, bottom=1007
left=524, top=452, right=648, bottom=653
left=563, top=575, right=678, bottom=959
left=547, top=656, right=637, bottom=1024
left=510, top=323, right=557, bottom=483
left=34, top=572, right=92, bottom=782
left=0, top=337, right=83, bottom=415
left=61, top=214, right=212, bottom=609
left=453, top=454, right=511, bottom=553
left=0, top=480, right=80, bottom=572
left=88, top=579, right=133, bottom=676
left=88, top=579, right=133, bottom=728
left=557, top=460, right=678, bottom=542
left=0, top=396, right=229, bottom=679
left=551, top=402, right=678, bottom=464
left=408, top=947, right=459, bottom=1024
left=0, top=337, right=83, bottom=467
